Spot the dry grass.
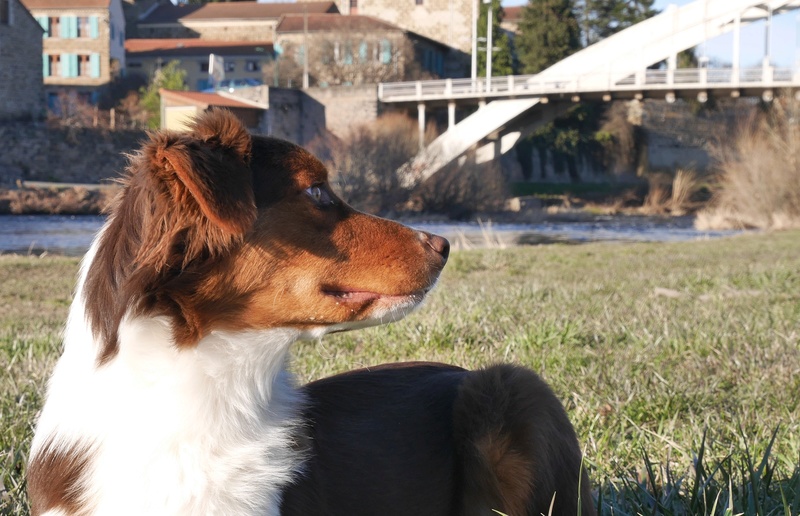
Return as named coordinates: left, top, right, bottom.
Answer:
left=640, top=170, right=701, bottom=216
left=698, top=94, right=800, bottom=230
left=0, top=187, right=118, bottom=215
left=2, top=230, right=800, bottom=514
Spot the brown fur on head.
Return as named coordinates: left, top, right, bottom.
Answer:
left=83, top=109, right=447, bottom=364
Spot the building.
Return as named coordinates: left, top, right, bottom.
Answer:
left=0, top=0, right=45, bottom=120
left=21, top=0, right=126, bottom=106
left=274, top=14, right=448, bottom=87
left=159, top=88, right=265, bottom=131
left=160, top=86, right=326, bottom=145
left=500, top=5, right=521, bottom=35
left=126, top=39, right=274, bottom=91
left=136, top=1, right=338, bottom=42
left=304, top=0, right=471, bottom=74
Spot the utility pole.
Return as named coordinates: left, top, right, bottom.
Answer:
left=485, top=0, right=492, bottom=92
left=302, top=6, right=309, bottom=89
left=471, top=0, right=478, bottom=81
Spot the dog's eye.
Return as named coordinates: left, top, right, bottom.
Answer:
left=305, top=185, right=334, bottom=206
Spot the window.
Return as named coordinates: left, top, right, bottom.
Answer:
left=416, top=0, right=423, bottom=4
left=246, top=60, right=260, bottom=72
left=0, top=0, right=9, bottom=25
left=47, top=54, right=62, bottom=77
left=77, top=16, right=98, bottom=38
left=79, top=54, right=100, bottom=77
left=349, top=0, right=357, bottom=8
left=48, top=17, right=60, bottom=37
left=224, top=62, right=235, bottom=72
left=79, top=54, right=91, bottom=76
left=200, top=62, right=209, bottom=73
left=128, top=61, right=142, bottom=69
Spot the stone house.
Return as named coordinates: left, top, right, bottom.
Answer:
left=20, top=0, right=126, bottom=107
left=300, top=0, right=471, bottom=75
left=274, top=14, right=448, bottom=87
left=136, top=1, right=338, bottom=42
left=126, top=39, right=274, bottom=91
left=0, top=0, right=45, bottom=120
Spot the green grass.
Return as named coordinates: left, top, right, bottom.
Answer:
left=2, top=230, right=800, bottom=514
left=509, top=180, right=641, bottom=200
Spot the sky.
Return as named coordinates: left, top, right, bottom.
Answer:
left=501, top=0, right=798, bottom=67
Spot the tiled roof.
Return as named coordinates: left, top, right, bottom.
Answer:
left=126, top=39, right=273, bottom=58
left=140, top=1, right=338, bottom=25
left=503, top=6, right=523, bottom=23
left=276, top=14, right=400, bottom=33
left=160, top=89, right=264, bottom=110
left=20, top=0, right=109, bottom=8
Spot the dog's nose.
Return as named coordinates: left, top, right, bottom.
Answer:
left=419, top=231, right=450, bottom=263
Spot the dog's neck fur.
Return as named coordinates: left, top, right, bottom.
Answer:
left=31, top=244, right=307, bottom=515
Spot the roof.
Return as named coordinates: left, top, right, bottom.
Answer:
left=20, top=0, right=110, bottom=8
left=276, top=14, right=400, bottom=33
left=140, top=1, right=338, bottom=25
left=126, top=39, right=273, bottom=58
left=160, top=89, right=264, bottom=110
left=503, top=6, right=522, bottom=23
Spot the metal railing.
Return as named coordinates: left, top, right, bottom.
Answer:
left=378, top=67, right=799, bottom=102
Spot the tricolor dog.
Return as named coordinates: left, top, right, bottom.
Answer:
left=28, top=110, right=595, bottom=516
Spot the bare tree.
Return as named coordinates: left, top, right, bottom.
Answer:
left=268, top=32, right=434, bottom=88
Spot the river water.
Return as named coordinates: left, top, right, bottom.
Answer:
left=0, top=214, right=740, bottom=256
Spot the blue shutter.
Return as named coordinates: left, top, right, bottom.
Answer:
left=61, top=54, right=70, bottom=76
left=63, top=16, right=77, bottom=38
left=344, top=43, right=352, bottom=65
left=90, top=16, right=99, bottom=38
left=42, top=54, right=50, bottom=77
left=36, top=16, right=49, bottom=37
left=380, top=40, right=391, bottom=64
left=90, top=53, right=100, bottom=78
left=62, top=53, right=76, bottom=77
left=358, top=41, right=367, bottom=63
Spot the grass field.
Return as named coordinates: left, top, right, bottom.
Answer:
left=1, top=229, right=799, bottom=515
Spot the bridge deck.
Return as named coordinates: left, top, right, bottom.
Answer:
left=380, top=67, right=799, bottom=105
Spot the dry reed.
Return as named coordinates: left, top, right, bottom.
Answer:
left=697, top=94, right=800, bottom=230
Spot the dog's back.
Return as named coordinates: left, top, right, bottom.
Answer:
left=283, top=363, right=595, bottom=516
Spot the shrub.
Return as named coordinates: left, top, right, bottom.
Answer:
left=310, top=113, right=436, bottom=214
left=410, top=155, right=509, bottom=219
left=697, top=94, right=800, bottom=229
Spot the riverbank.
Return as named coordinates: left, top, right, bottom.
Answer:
left=2, top=230, right=798, bottom=513
left=0, top=183, right=118, bottom=215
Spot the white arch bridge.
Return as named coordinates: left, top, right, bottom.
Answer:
left=378, top=0, right=800, bottom=181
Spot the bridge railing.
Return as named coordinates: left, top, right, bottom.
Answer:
left=378, top=67, right=798, bottom=102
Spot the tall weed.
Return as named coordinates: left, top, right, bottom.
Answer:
left=698, top=94, right=800, bottom=229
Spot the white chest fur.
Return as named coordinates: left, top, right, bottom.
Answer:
left=31, top=310, right=306, bottom=516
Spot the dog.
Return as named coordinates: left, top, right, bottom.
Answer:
left=28, top=110, right=595, bottom=516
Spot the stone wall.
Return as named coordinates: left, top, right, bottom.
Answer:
left=0, top=122, right=145, bottom=186
left=641, top=99, right=747, bottom=173
left=304, top=85, right=378, bottom=138
left=309, top=0, right=471, bottom=53
left=0, top=0, right=45, bottom=121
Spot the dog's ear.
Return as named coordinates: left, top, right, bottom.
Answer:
left=155, top=109, right=256, bottom=236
